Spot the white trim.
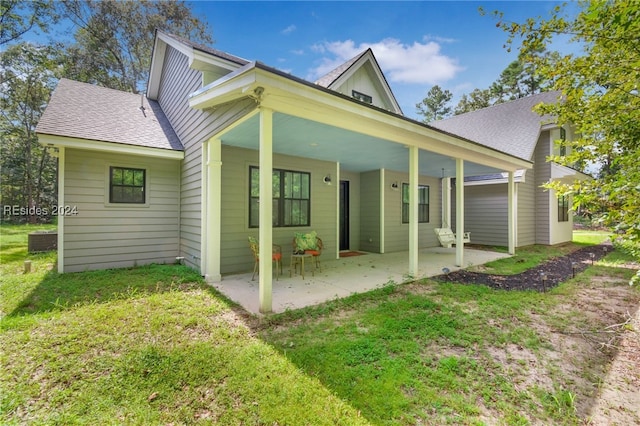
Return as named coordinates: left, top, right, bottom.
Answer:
left=335, top=162, right=341, bottom=260
left=57, top=147, right=65, bottom=273
left=508, top=171, right=515, bottom=255
left=38, top=135, right=184, bottom=160
left=205, top=138, right=222, bottom=283
left=201, top=141, right=208, bottom=276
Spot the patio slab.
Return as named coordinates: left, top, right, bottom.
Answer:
left=211, top=247, right=511, bottom=315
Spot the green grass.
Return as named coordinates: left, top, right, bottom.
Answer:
left=1, top=224, right=367, bottom=425
left=2, top=225, right=638, bottom=425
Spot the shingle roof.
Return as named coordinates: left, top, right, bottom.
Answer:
left=160, top=31, right=249, bottom=66
left=430, top=91, right=561, bottom=161
left=36, top=79, right=183, bottom=151
left=314, top=50, right=367, bottom=88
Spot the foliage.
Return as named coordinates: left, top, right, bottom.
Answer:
left=55, top=0, right=213, bottom=93
left=415, top=84, right=453, bottom=122
left=0, top=43, right=58, bottom=222
left=496, top=0, right=640, bottom=267
left=454, top=87, right=492, bottom=114
left=0, top=0, right=57, bottom=45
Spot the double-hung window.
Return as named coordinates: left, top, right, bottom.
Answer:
left=109, top=167, right=145, bottom=204
left=402, top=183, right=429, bottom=223
left=558, top=194, right=569, bottom=222
left=249, top=166, right=311, bottom=228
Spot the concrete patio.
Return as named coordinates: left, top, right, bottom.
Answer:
left=211, top=247, right=511, bottom=314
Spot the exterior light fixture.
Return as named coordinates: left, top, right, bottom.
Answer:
left=540, top=272, right=548, bottom=292
left=391, top=182, right=399, bottom=190
left=589, top=252, right=595, bottom=264
left=571, top=261, right=577, bottom=278
left=323, top=174, right=332, bottom=185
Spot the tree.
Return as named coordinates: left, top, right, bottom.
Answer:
left=0, top=43, right=58, bottom=222
left=498, top=0, right=640, bottom=282
left=416, top=85, right=453, bottom=123
left=454, top=88, right=492, bottom=115
left=56, top=0, right=213, bottom=93
left=0, top=0, right=57, bottom=45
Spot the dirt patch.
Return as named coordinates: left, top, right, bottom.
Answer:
left=436, top=244, right=611, bottom=291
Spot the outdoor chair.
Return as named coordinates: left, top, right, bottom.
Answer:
left=292, top=231, right=323, bottom=272
left=248, top=236, right=282, bottom=280
left=434, top=227, right=470, bottom=249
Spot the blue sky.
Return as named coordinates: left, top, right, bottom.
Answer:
left=189, top=1, right=570, bottom=118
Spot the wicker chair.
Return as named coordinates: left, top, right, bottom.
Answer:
left=248, top=236, right=282, bottom=280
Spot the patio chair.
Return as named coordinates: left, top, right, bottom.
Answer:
left=292, top=231, right=323, bottom=272
left=248, top=236, right=282, bottom=280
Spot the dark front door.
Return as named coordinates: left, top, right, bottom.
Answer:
left=339, top=180, right=349, bottom=250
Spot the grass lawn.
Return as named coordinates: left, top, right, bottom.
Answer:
left=2, top=224, right=638, bottom=425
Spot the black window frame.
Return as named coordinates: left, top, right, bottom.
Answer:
left=402, top=183, right=429, bottom=223
left=558, top=194, right=569, bottom=222
left=109, top=166, right=146, bottom=204
left=352, top=90, right=373, bottom=104
left=249, top=166, right=311, bottom=228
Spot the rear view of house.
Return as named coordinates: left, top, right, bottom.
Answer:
left=39, top=31, right=587, bottom=313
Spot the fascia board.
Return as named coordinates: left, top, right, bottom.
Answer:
left=147, top=36, right=168, bottom=100
left=38, top=134, right=184, bottom=160
left=550, top=162, right=592, bottom=181
left=464, top=170, right=527, bottom=186
left=188, top=63, right=259, bottom=109
left=191, top=50, right=243, bottom=73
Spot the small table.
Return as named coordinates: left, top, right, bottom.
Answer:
left=290, top=253, right=314, bottom=279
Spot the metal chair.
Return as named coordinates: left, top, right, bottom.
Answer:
left=248, top=236, right=282, bottom=280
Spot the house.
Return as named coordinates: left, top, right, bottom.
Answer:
left=431, top=93, right=590, bottom=248
left=38, top=31, right=547, bottom=313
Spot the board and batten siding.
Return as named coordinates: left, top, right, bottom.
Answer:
left=62, top=149, right=180, bottom=272
left=383, top=170, right=441, bottom=252
left=220, top=146, right=338, bottom=274
left=155, top=45, right=256, bottom=270
left=333, top=65, right=394, bottom=111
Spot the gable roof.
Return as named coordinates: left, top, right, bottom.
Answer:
left=36, top=78, right=183, bottom=151
left=430, top=91, right=561, bottom=161
left=314, top=48, right=402, bottom=114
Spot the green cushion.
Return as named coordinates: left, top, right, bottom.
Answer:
left=295, top=231, right=318, bottom=251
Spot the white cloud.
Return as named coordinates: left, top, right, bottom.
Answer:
left=281, top=24, right=296, bottom=35
left=309, top=38, right=462, bottom=85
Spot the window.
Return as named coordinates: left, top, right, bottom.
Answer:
left=249, top=166, right=310, bottom=228
left=402, top=183, right=429, bottom=223
left=559, top=127, right=567, bottom=156
left=558, top=194, right=569, bottom=222
left=352, top=90, right=372, bottom=104
left=110, top=167, right=145, bottom=203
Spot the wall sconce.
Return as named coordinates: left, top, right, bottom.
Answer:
left=323, top=174, right=332, bottom=185
left=391, top=182, right=399, bottom=190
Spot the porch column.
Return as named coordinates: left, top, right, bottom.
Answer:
left=455, top=158, right=464, bottom=267
left=380, top=168, right=385, bottom=253
left=57, top=147, right=65, bottom=273
left=507, top=171, right=516, bottom=255
left=259, top=107, right=274, bottom=314
left=442, top=177, right=451, bottom=228
left=203, top=138, right=222, bottom=282
left=409, top=146, right=419, bottom=276
left=335, top=162, right=340, bottom=259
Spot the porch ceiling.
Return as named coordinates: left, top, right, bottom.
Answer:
left=221, top=112, right=507, bottom=178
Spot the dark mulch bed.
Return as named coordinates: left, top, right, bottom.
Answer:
left=435, top=244, right=612, bottom=292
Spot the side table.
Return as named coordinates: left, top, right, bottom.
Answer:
left=290, top=253, right=314, bottom=279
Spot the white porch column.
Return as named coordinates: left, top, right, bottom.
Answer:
left=57, top=147, right=65, bottom=273
left=455, top=158, right=464, bottom=267
left=259, top=108, right=274, bottom=314
left=380, top=168, right=385, bottom=253
left=409, top=146, right=419, bottom=276
left=442, top=177, right=451, bottom=228
left=203, top=138, right=222, bottom=282
left=335, top=162, right=340, bottom=259
left=507, top=171, right=516, bottom=255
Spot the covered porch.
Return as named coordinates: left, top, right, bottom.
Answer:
left=213, top=246, right=510, bottom=314
left=191, top=62, right=532, bottom=313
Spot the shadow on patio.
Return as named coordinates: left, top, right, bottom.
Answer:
left=212, top=247, right=511, bottom=314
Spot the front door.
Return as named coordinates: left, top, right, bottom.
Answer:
left=339, top=180, right=349, bottom=250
